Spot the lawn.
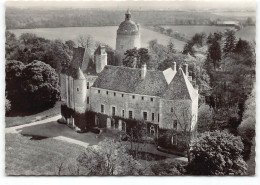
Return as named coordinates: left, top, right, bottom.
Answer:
left=5, top=101, right=61, bottom=128
left=5, top=133, right=86, bottom=176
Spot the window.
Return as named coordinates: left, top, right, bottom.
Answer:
left=158, top=113, right=160, bottom=122
left=142, top=96, right=144, bottom=100
left=87, top=97, right=89, bottom=104
left=173, top=120, right=178, bottom=130
left=114, top=92, right=116, bottom=96
left=129, top=111, right=133, bottom=119
left=122, top=94, right=124, bottom=97
left=98, top=90, right=100, bottom=94
left=87, top=82, right=89, bottom=89
left=151, top=98, right=154, bottom=102
left=101, top=104, right=104, bottom=113
left=76, top=87, right=79, bottom=92
left=143, top=112, right=147, bottom=121
left=132, top=95, right=135, bottom=99
left=152, top=113, right=155, bottom=121
left=171, top=107, right=173, bottom=112
left=122, top=110, right=125, bottom=117
left=171, top=135, right=177, bottom=145
left=112, top=106, right=116, bottom=116
left=106, top=91, right=108, bottom=95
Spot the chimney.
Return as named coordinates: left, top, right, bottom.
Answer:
left=173, top=62, right=176, bottom=71
left=141, top=63, right=147, bottom=79
left=183, top=64, right=188, bottom=76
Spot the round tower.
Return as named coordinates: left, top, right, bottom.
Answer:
left=94, top=45, right=107, bottom=73
left=116, top=9, right=141, bottom=65
left=73, top=68, right=87, bottom=113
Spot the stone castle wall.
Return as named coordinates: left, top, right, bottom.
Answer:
left=115, top=33, right=140, bottom=65
left=90, top=87, right=160, bottom=124
left=159, top=99, right=193, bottom=130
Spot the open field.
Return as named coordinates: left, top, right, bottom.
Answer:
left=5, top=101, right=61, bottom=128
left=5, top=133, right=86, bottom=175
left=161, top=25, right=255, bottom=42
left=8, top=26, right=186, bottom=51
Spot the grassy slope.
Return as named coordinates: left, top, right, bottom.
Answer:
left=5, top=133, right=85, bottom=176
left=5, top=102, right=61, bottom=128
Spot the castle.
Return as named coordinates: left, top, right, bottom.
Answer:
left=60, top=10, right=199, bottom=137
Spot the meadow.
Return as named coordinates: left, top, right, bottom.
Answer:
left=9, top=26, right=186, bottom=51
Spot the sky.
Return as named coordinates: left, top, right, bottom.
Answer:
left=5, top=0, right=256, bottom=11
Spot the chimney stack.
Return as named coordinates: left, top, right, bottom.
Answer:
left=173, top=62, right=176, bottom=71
left=183, top=64, right=188, bottom=76
left=141, top=63, right=147, bottom=79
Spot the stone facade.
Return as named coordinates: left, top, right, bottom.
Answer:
left=115, top=9, right=141, bottom=65
left=60, top=10, right=199, bottom=137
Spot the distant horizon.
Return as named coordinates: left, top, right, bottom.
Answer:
left=6, top=1, right=256, bottom=11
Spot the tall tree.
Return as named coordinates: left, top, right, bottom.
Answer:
left=223, top=30, right=236, bottom=56
left=208, top=39, right=222, bottom=68
left=123, top=48, right=150, bottom=68
left=187, top=130, right=247, bottom=175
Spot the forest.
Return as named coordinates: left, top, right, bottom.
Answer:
left=5, top=7, right=244, bottom=29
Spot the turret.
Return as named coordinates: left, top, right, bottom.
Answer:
left=94, top=45, right=107, bottom=73
left=73, top=68, right=87, bottom=113
left=125, top=9, right=131, bottom=21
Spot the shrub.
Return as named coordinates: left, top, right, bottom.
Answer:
left=151, top=159, right=187, bottom=175
left=187, top=130, right=247, bottom=175
left=20, top=60, right=60, bottom=109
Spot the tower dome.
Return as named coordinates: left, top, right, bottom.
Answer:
left=116, top=9, right=141, bottom=65
left=117, top=9, right=139, bottom=34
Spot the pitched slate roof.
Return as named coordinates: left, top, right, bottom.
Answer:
left=70, top=47, right=85, bottom=69
left=62, top=47, right=97, bottom=77
left=162, top=68, right=198, bottom=100
left=92, top=65, right=168, bottom=96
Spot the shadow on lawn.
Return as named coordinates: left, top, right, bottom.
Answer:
left=18, top=121, right=102, bottom=146
left=22, top=134, right=49, bottom=140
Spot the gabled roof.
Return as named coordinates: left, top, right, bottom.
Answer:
left=62, top=47, right=97, bottom=77
left=162, top=68, right=198, bottom=100
left=163, top=68, right=176, bottom=84
left=92, top=65, right=168, bottom=96
left=70, top=47, right=85, bottom=69
left=94, top=45, right=107, bottom=55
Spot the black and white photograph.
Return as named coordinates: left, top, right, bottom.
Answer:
left=3, top=0, right=256, bottom=177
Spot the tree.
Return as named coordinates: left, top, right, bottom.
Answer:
left=223, top=30, right=236, bottom=56
left=208, top=39, right=222, bottom=68
left=187, top=130, right=247, bottom=175
left=191, top=33, right=206, bottom=47
left=76, top=138, right=144, bottom=175
left=167, top=39, right=176, bottom=55
left=238, top=85, right=255, bottom=160
left=20, top=60, right=60, bottom=109
left=151, top=159, right=186, bottom=175
left=123, top=48, right=150, bottom=68
left=182, top=41, right=195, bottom=56
left=197, top=103, right=214, bottom=133
left=5, top=60, right=25, bottom=109
left=65, top=40, right=76, bottom=51
left=76, top=34, right=94, bottom=49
